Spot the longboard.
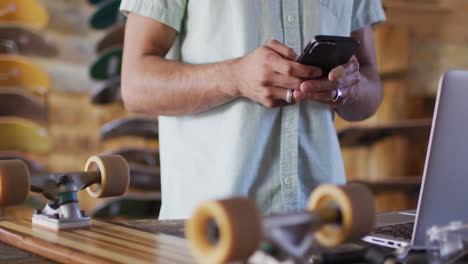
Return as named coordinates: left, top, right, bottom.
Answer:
left=100, top=117, right=158, bottom=141
left=0, top=54, right=51, bottom=94
left=0, top=88, right=47, bottom=122
left=0, top=0, right=49, bottom=29
left=0, top=25, right=58, bottom=57
left=90, top=77, right=121, bottom=105
left=0, top=117, right=52, bottom=153
left=97, top=24, right=125, bottom=54
left=90, top=0, right=124, bottom=30
left=0, top=219, right=195, bottom=264
left=90, top=47, right=122, bottom=81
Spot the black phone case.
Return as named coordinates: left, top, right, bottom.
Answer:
left=297, top=35, right=360, bottom=77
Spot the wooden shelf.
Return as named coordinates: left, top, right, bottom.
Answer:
left=338, top=118, right=432, bottom=147
left=350, top=177, right=421, bottom=195
left=382, top=0, right=468, bottom=41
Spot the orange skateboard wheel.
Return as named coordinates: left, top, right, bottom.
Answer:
left=84, top=155, right=129, bottom=198
left=308, top=184, right=375, bottom=247
left=0, top=159, right=30, bottom=206
left=186, top=197, right=262, bottom=264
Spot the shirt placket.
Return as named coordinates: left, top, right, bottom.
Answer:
left=280, top=0, right=301, bottom=212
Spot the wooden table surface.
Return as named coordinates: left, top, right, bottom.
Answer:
left=0, top=218, right=186, bottom=264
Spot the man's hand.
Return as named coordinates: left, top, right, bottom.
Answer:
left=294, top=55, right=361, bottom=107
left=232, top=40, right=322, bottom=108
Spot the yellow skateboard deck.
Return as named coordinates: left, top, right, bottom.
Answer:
left=0, top=117, right=52, bottom=153
left=0, top=54, right=51, bottom=96
left=0, top=0, right=49, bottom=29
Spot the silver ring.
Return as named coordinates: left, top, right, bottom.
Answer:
left=331, top=88, right=342, bottom=103
left=285, top=89, right=293, bottom=103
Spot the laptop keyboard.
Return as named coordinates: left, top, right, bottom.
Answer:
left=373, top=222, right=414, bottom=239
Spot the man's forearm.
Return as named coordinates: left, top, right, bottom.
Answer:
left=121, top=55, right=240, bottom=116
left=335, top=63, right=382, bottom=121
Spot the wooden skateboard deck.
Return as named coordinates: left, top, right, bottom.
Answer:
left=0, top=88, right=47, bottom=122
left=0, top=117, right=52, bottom=153
left=102, top=147, right=159, bottom=166
left=0, top=0, right=49, bottom=29
left=91, top=77, right=121, bottom=105
left=100, top=117, right=158, bottom=141
left=0, top=54, right=51, bottom=94
left=90, top=47, right=122, bottom=80
left=0, top=25, right=58, bottom=57
left=0, top=151, right=47, bottom=173
left=0, top=219, right=195, bottom=264
left=97, top=24, right=125, bottom=54
left=90, top=0, right=124, bottom=30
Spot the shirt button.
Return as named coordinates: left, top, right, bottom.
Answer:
left=285, top=121, right=294, bottom=129
left=287, top=15, right=296, bottom=23
left=284, top=176, right=293, bottom=185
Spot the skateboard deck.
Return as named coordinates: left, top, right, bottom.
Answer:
left=0, top=54, right=51, bottom=94
left=0, top=0, right=49, bottom=29
left=0, top=151, right=47, bottom=173
left=129, top=164, right=160, bottom=190
left=0, top=88, right=47, bottom=121
left=90, top=47, right=122, bottom=80
left=100, top=117, right=158, bottom=141
left=0, top=117, right=52, bottom=153
left=97, top=24, right=125, bottom=54
left=0, top=25, right=58, bottom=57
left=0, top=219, right=195, bottom=264
left=90, top=0, right=124, bottom=30
left=91, top=77, right=121, bottom=105
left=102, top=147, right=159, bottom=166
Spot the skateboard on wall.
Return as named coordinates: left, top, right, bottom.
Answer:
left=0, top=155, right=195, bottom=264
left=100, top=117, right=158, bottom=141
left=186, top=184, right=376, bottom=264
left=0, top=54, right=51, bottom=96
left=0, top=0, right=49, bottom=29
left=0, top=88, right=47, bottom=122
left=90, top=0, right=124, bottom=30
left=0, top=151, right=47, bottom=174
left=0, top=25, right=58, bottom=57
left=0, top=117, right=52, bottom=153
left=89, top=46, right=122, bottom=80
left=90, top=77, right=121, bottom=105
left=97, top=23, right=125, bottom=54
left=102, top=147, right=160, bottom=190
left=102, top=147, right=159, bottom=167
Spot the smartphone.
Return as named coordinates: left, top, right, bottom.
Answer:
left=296, top=35, right=360, bottom=77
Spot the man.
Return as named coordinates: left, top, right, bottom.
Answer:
left=120, top=0, right=385, bottom=219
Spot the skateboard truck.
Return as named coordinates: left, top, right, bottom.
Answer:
left=0, top=155, right=129, bottom=230
left=186, top=184, right=376, bottom=264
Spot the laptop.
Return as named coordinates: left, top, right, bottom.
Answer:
left=363, top=70, right=468, bottom=249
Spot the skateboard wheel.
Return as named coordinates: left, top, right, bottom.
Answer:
left=0, top=160, right=30, bottom=206
left=186, top=197, right=262, bottom=264
left=84, top=155, right=129, bottom=198
left=308, top=184, right=375, bottom=247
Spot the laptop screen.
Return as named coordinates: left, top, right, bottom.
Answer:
left=412, top=70, right=468, bottom=246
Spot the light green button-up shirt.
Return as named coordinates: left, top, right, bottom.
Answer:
left=120, top=0, right=385, bottom=219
